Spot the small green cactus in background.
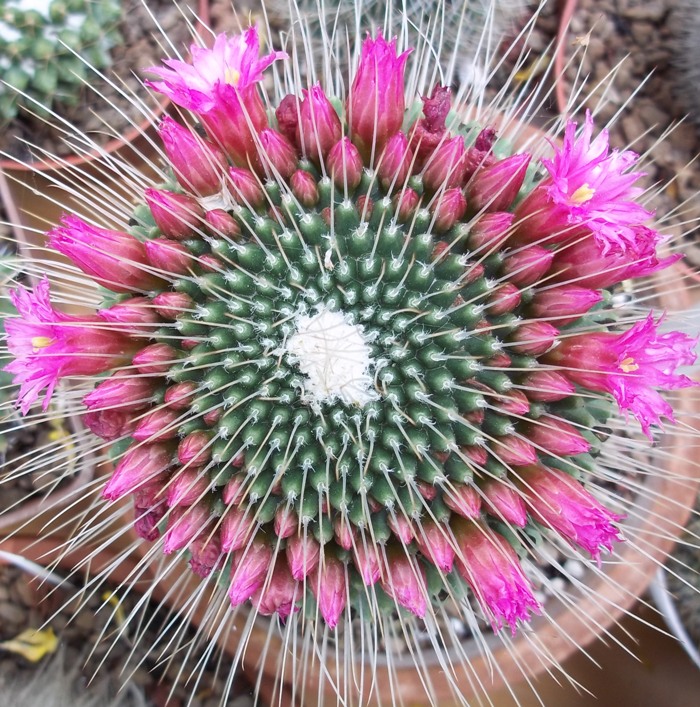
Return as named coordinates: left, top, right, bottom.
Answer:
left=0, top=0, right=122, bottom=124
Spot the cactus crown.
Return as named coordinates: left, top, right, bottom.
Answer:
left=0, top=0, right=121, bottom=123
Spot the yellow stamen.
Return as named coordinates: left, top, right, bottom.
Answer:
left=619, top=356, right=639, bottom=373
left=570, top=183, right=595, bottom=204
left=224, top=67, right=240, bottom=86
left=31, top=336, right=54, bottom=350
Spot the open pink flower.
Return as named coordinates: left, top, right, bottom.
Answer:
left=549, top=313, right=698, bottom=437
left=518, top=466, right=624, bottom=561
left=454, top=520, right=540, bottom=634
left=147, top=28, right=286, bottom=165
left=348, top=32, right=411, bottom=158
left=4, top=278, right=135, bottom=414
left=515, top=111, right=651, bottom=253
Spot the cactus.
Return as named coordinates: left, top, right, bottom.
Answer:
left=0, top=0, right=122, bottom=123
left=1, top=4, right=699, bottom=704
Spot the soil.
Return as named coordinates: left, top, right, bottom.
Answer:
left=1, top=0, right=201, bottom=164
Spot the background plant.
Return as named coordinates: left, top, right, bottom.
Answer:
left=0, top=0, right=122, bottom=124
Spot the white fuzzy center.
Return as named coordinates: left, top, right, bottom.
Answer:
left=285, top=308, right=378, bottom=408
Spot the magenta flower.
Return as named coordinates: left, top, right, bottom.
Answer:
left=348, top=32, right=411, bottom=158
left=515, top=111, right=651, bottom=253
left=311, top=558, right=347, bottom=629
left=549, top=313, right=698, bottom=437
left=147, top=28, right=286, bottom=165
left=4, top=278, right=135, bottom=414
left=518, top=466, right=624, bottom=561
left=454, top=520, right=540, bottom=633
left=299, top=84, right=343, bottom=162
left=144, top=188, right=204, bottom=240
left=552, top=225, right=681, bottom=289
left=102, top=443, right=172, bottom=501
left=48, top=215, right=162, bottom=293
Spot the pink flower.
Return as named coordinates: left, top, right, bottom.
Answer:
left=548, top=313, right=698, bottom=437
left=163, top=504, right=210, bottom=554
left=552, top=225, right=681, bottom=289
left=380, top=548, right=427, bottom=618
left=48, top=215, right=162, bottom=293
left=4, top=278, right=135, bottom=414
left=147, top=28, right=286, bottom=165
left=378, top=131, right=414, bottom=191
left=467, top=153, right=530, bottom=213
left=326, top=137, right=363, bottom=191
left=229, top=541, right=273, bottom=606
left=102, top=443, right=171, bottom=501
left=83, top=408, right=136, bottom=442
left=348, top=32, right=411, bottom=158
left=311, top=557, right=347, bottom=629
left=454, top=520, right=540, bottom=633
left=144, top=188, right=204, bottom=239
left=518, top=466, right=624, bottom=560
left=299, top=84, right=342, bottom=162
left=253, top=559, right=299, bottom=619
left=515, top=111, right=651, bottom=253
left=83, top=371, right=155, bottom=411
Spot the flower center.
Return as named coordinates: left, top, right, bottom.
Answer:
left=570, top=183, right=595, bottom=204
left=224, top=66, right=241, bottom=86
left=619, top=356, right=639, bottom=373
left=284, top=306, right=378, bottom=408
left=31, top=336, right=54, bottom=350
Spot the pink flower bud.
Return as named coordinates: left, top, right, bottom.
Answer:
left=378, top=131, right=414, bottom=191
left=415, top=521, right=455, bottom=573
left=167, top=469, right=209, bottom=507
left=530, top=286, right=603, bottom=324
left=487, top=283, right=521, bottom=315
left=102, top=443, right=171, bottom=501
left=204, top=209, right=241, bottom=238
left=189, top=531, right=222, bottom=577
left=444, top=483, right=482, bottom=519
left=276, top=94, right=300, bottom=147
left=409, top=84, right=451, bottom=166
left=83, top=408, right=136, bottom=442
left=158, top=116, right=228, bottom=196
left=259, top=128, right=297, bottom=178
left=482, top=481, right=528, bottom=527
left=502, top=246, right=554, bottom=287
left=333, top=517, right=355, bottom=551
left=493, top=390, right=530, bottom=416
left=286, top=533, right=320, bottom=581
left=83, top=372, right=154, bottom=411
left=163, top=504, right=210, bottom=554
left=300, top=84, right=342, bottom=161
left=164, top=381, right=198, bottom=410
left=462, top=129, right=497, bottom=182
left=327, top=137, right=363, bottom=191
left=229, top=541, right=273, bottom=606
left=221, top=507, right=256, bottom=553
left=274, top=506, right=298, bottom=539
left=462, top=445, right=488, bottom=467
left=152, top=292, right=194, bottom=320
left=353, top=541, right=381, bottom=586
left=469, top=212, right=515, bottom=251
left=432, top=188, right=467, bottom=232
left=495, top=435, right=538, bottom=466
left=222, top=475, right=246, bottom=505
left=518, top=466, right=624, bottom=560
left=132, top=343, right=178, bottom=375
left=145, top=238, right=193, bottom=275
left=527, top=416, right=591, bottom=456
left=510, top=321, right=559, bottom=356
left=132, top=407, right=180, bottom=442
left=98, top=297, right=160, bottom=328
left=422, top=136, right=469, bottom=191
left=254, top=559, right=299, bottom=619
left=228, top=167, right=265, bottom=208
left=133, top=485, right=166, bottom=541
left=177, top=431, right=212, bottom=467
left=48, top=215, right=161, bottom=293
left=348, top=33, right=410, bottom=157
left=380, top=549, right=427, bottom=618
left=467, top=153, right=530, bottom=212
left=393, top=188, right=421, bottom=222
left=311, top=557, right=347, bottom=629
left=144, top=188, right=204, bottom=240
left=454, top=520, right=540, bottom=633
left=521, top=371, right=576, bottom=402
left=388, top=513, right=413, bottom=545
left=290, top=169, right=319, bottom=207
